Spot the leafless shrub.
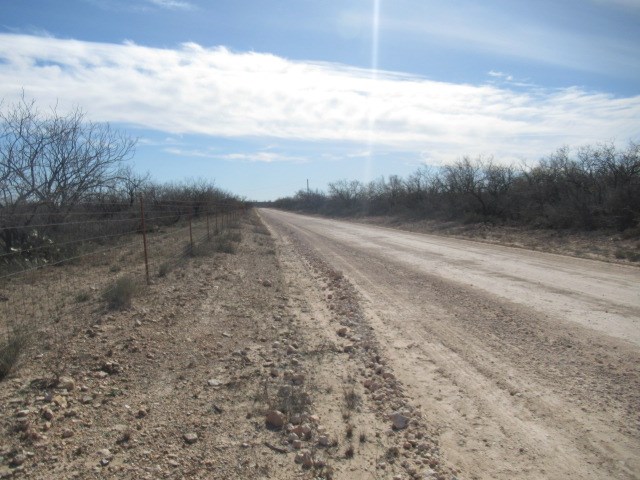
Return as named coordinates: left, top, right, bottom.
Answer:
left=158, top=262, right=172, bottom=277
left=75, top=291, right=91, bottom=303
left=103, top=275, right=139, bottom=310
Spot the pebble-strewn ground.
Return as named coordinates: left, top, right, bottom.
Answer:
left=0, top=211, right=459, bottom=480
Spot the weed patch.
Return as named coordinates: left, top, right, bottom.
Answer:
left=0, top=325, right=30, bottom=380
left=103, top=275, right=139, bottom=310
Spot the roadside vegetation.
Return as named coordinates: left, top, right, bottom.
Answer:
left=0, top=96, right=246, bottom=383
left=0, top=96, right=245, bottom=272
left=273, top=143, right=640, bottom=234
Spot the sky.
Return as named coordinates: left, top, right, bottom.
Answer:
left=1, top=0, right=639, bottom=201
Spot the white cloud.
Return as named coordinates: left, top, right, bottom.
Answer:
left=0, top=34, right=638, bottom=165
left=488, top=70, right=514, bottom=82
left=164, top=147, right=308, bottom=163
left=147, top=0, right=194, bottom=10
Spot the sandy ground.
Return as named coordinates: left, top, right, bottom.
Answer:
left=260, top=208, right=640, bottom=480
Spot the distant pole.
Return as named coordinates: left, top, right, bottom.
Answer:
left=206, top=208, right=210, bottom=241
left=139, top=197, right=150, bottom=285
left=307, top=179, right=309, bottom=194
left=188, top=208, right=194, bottom=251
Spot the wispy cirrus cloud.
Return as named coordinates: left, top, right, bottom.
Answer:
left=147, top=0, right=195, bottom=10
left=0, top=34, right=638, bottom=165
left=80, top=0, right=195, bottom=12
left=164, top=147, right=308, bottom=163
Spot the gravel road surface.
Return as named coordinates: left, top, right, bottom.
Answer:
left=260, top=208, right=640, bottom=480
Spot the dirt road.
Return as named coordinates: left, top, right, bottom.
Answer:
left=260, top=208, right=640, bottom=480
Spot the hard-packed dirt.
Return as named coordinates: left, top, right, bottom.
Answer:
left=1, top=211, right=457, bottom=479
left=354, top=215, right=640, bottom=265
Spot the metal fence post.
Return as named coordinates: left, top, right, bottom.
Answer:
left=139, top=197, right=150, bottom=285
left=206, top=207, right=211, bottom=241
left=189, top=208, right=194, bottom=252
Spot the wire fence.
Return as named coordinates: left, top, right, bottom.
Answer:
left=0, top=199, right=245, bottom=377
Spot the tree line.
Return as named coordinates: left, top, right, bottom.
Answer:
left=0, top=97, right=244, bottom=261
left=273, top=142, right=640, bottom=232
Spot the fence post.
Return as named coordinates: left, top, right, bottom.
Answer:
left=139, top=197, right=150, bottom=285
left=189, top=208, right=194, bottom=252
left=206, top=208, right=211, bottom=241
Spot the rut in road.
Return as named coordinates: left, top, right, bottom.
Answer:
left=260, top=208, right=640, bottom=480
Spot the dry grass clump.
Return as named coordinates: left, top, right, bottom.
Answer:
left=253, top=224, right=271, bottom=236
left=343, top=385, right=361, bottom=410
left=0, top=324, right=30, bottom=380
left=214, top=231, right=241, bottom=254
left=103, top=275, right=139, bottom=310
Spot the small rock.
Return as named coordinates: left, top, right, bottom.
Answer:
left=301, top=450, right=314, bottom=468
left=222, top=332, right=232, bottom=338
left=0, top=466, right=13, bottom=478
left=183, top=432, right=198, bottom=444
left=101, top=361, right=121, bottom=374
left=390, top=412, right=410, bottom=430
left=318, top=435, right=329, bottom=446
left=10, top=454, right=26, bottom=467
left=97, top=449, right=112, bottom=458
left=52, top=395, right=68, bottom=409
left=291, top=373, right=305, bottom=386
left=300, top=424, right=312, bottom=437
left=207, top=379, right=223, bottom=387
left=292, top=439, right=302, bottom=449
left=262, top=279, right=273, bottom=287
left=14, top=417, right=29, bottom=431
left=265, top=410, right=286, bottom=429
left=16, top=409, right=30, bottom=418
left=337, top=327, right=348, bottom=337
left=61, top=429, right=74, bottom=439
left=57, top=376, right=75, bottom=391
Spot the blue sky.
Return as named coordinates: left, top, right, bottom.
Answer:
left=1, top=0, right=639, bottom=200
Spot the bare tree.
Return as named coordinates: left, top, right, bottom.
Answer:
left=0, top=96, right=136, bottom=253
